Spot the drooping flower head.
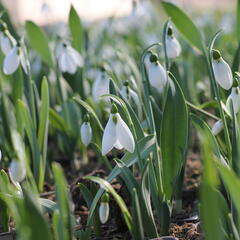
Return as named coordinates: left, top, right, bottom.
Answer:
left=80, top=114, right=92, bottom=147
left=92, top=66, right=110, bottom=103
left=102, top=104, right=135, bottom=155
left=147, top=53, right=167, bottom=89
left=9, top=159, right=26, bottom=183
left=166, top=26, right=181, bottom=59
left=3, top=42, right=27, bottom=75
left=99, top=192, right=110, bottom=224
left=212, top=49, right=233, bottom=90
left=226, top=86, right=240, bottom=115
left=212, top=119, right=223, bottom=136
left=56, top=41, right=83, bottom=74
left=120, top=80, right=140, bottom=106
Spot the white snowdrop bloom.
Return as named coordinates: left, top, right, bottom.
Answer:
left=147, top=54, right=167, bottom=89
left=120, top=81, right=140, bottom=106
left=166, top=27, right=181, bottom=59
left=3, top=45, right=24, bottom=75
left=56, top=42, right=83, bottom=74
left=144, top=51, right=152, bottom=71
left=80, top=115, right=92, bottom=147
left=212, top=49, right=233, bottom=90
left=212, top=119, right=223, bottom=136
left=99, top=193, right=110, bottom=224
left=99, top=202, right=109, bottom=224
left=0, top=32, right=12, bottom=55
left=92, top=68, right=110, bottom=103
left=9, top=160, right=26, bottom=183
left=102, top=104, right=135, bottom=155
left=226, top=87, right=240, bottom=114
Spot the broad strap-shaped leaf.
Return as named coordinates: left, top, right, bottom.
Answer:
left=25, top=21, right=53, bottom=67
left=68, top=5, right=84, bottom=52
left=52, top=163, right=73, bottom=240
left=38, top=77, right=49, bottom=181
left=160, top=75, right=188, bottom=199
left=161, top=1, right=204, bottom=52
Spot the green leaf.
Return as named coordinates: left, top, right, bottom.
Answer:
left=52, top=163, right=73, bottom=240
left=160, top=75, right=188, bottom=199
left=199, top=136, right=224, bottom=240
left=132, top=189, right=144, bottom=240
left=20, top=185, right=52, bottom=240
left=25, top=21, right=53, bottom=67
left=161, top=1, right=204, bottom=52
left=237, top=0, right=240, bottom=41
left=85, top=176, right=133, bottom=233
left=38, top=77, right=49, bottom=183
left=68, top=5, right=84, bottom=52
left=18, top=100, right=41, bottom=190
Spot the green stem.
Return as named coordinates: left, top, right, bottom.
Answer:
left=204, top=47, right=232, bottom=164
left=186, top=101, right=220, bottom=121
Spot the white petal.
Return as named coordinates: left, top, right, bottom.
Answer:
left=113, top=139, right=123, bottom=150
left=212, top=58, right=233, bottom=90
left=9, top=160, right=26, bottom=183
left=80, top=122, right=92, bottom=146
left=129, top=89, right=140, bottom=105
left=3, top=47, right=20, bottom=75
left=144, top=52, right=151, bottom=71
left=99, top=202, right=109, bottom=224
left=0, top=34, right=12, bottom=55
left=67, top=46, right=84, bottom=67
left=59, top=50, right=77, bottom=74
left=102, top=114, right=117, bottom=155
left=166, top=36, right=181, bottom=58
left=92, top=72, right=110, bottom=103
left=55, top=42, right=64, bottom=59
left=212, top=119, right=223, bottom=136
left=116, top=113, right=135, bottom=153
left=148, top=62, right=167, bottom=89
left=120, top=86, right=128, bottom=100
left=226, top=87, right=240, bottom=114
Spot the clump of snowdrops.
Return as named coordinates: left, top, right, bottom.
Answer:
left=0, top=1, right=239, bottom=240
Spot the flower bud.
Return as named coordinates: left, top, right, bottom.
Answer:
left=99, top=193, right=110, bottom=224
left=9, top=160, right=26, bottom=183
left=80, top=114, right=92, bottom=147
left=166, top=27, right=181, bottom=58
left=212, top=49, right=233, bottom=90
left=212, top=119, right=223, bottom=136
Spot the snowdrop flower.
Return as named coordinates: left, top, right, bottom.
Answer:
left=99, top=193, right=110, bottom=224
left=80, top=114, right=92, bottom=147
left=9, top=160, right=26, bottom=183
left=212, top=49, right=233, bottom=90
left=212, top=119, right=223, bottom=136
left=0, top=23, right=15, bottom=55
left=56, top=42, right=83, bottom=74
left=3, top=44, right=26, bottom=75
left=144, top=50, right=152, bottom=70
left=147, top=53, right=167, bottom=89
left=166, top=26, right=181, bottom=58
left=92, top=67, right=110, bottom=103
left=120, top=81, right=140, bottom=105
left=0, top=32, right=12, bottom=55
left=226, top=87, right=240, bottom=114
left=102, top=104, right=135, bottom=155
